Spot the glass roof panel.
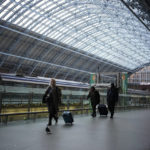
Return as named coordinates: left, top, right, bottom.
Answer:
left=0, top=0, right=150, bottom=70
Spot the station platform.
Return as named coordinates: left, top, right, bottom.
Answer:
left=0, top=109, right=150, bottom=150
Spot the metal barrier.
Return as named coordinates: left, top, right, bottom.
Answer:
left=0, top=108, right=91, bottom=125
left=0, top=105, right=149, bottom=125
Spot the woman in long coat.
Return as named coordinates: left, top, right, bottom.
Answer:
left=43, top=79, right=61, bottom=133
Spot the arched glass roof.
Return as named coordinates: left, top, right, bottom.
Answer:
left=0, top=0, right=150, bottom=70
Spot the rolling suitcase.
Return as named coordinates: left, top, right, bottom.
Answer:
left=62, top=111, right=74, bottom=124
left=98, top=104, right=108, bottom=116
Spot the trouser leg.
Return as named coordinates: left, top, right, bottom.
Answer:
left=47, top=104, right=53, bottom=126
left=48, top=113, right=53, bottom=126
left=108, top=105, right=115, bottom=117
left=53, top=110, right=58, bottom=123
left=110, top=106, right=114, bottom=117
left=92, top=104, right=96, bottom=117
left=47, top=104, right=58, bottom=125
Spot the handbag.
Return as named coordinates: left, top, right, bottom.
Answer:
left=42, top=88, right=52, bottom=103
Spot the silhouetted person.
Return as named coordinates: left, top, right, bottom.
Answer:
left=42, top=79, right=61, bottom=133
left=87, top=86, right=100, bottom=117
left=107, top=83, right=118, bottom=118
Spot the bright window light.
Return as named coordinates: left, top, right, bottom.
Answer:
left=0, top=0, right=150, bottom=70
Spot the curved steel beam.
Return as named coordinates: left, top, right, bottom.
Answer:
left=0, top=24, right=129, bottom=72
left=0, top=51, right=93, bottom=74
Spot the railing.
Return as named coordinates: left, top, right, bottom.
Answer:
left=1, top=86, right=150, bottom=125
left=0, top=108, right=91, bottom=125
left=0, top=104, right=150, bottom=125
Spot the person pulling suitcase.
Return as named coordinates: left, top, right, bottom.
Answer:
left=87, top=86, right=100, bottom=117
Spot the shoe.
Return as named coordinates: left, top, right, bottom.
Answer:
left=91, top=114, right=96, bottom=117
left=110, top=116, right=113, bottom=119
left=45, top=126, right=51, bottom=134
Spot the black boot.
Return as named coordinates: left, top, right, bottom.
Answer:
left=110, top=113, right=113, bottom=118
left=45, top=126, right=51, bottom=134
left=91, top=113, right=96, bottom=117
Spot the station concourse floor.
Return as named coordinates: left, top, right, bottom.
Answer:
left=0, top=109, right=150, bottom=150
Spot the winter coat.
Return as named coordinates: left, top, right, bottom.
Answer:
left=42, top=86, right=61, bottom=111
left=107, top=87, right=118, bottom=106
left=87, top=90, right=100, bottom=106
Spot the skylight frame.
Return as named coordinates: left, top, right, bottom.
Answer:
left=0, top=0, right=150, bottom=70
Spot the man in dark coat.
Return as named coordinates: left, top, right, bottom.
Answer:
left=87, top=86, right=100, bottom=117
left=107, top=83, right=118, bottom=118
left=43, top=79, right=61, bottom=133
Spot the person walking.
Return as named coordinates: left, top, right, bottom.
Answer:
left=87, top=86, right=100, bottom=117
left=42, top=79, right=61, bottom=133
left=107, top=83, right=118, bottom=118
